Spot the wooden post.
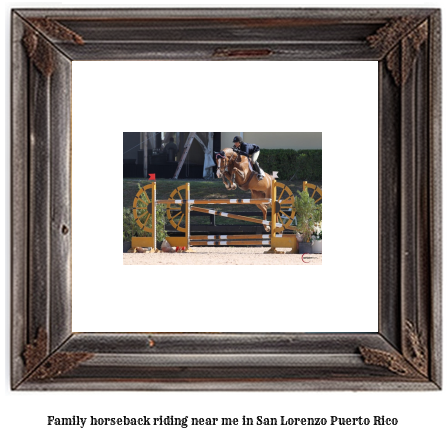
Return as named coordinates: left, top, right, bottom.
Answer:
left=152, top=182, right=156, bottom=249
left=185, top=182, right=190, bottom=250
left=269, top=179, right=278, bottom=253
left=163, top=182, right=191, bottom=250
left=268, top=179, right=298, bottom=254
left=143, top=132, right=148, bottom=179
left=131, top=182, right=156, bottom=251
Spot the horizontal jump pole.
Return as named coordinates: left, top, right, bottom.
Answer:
left=190, top=240, right=271, bottom=246
left=189, top=234, right=283, bottom=242
left=191, top=206, right=282, bottom=228
left=190, top=234, right=272, bottom=241
left=157, top=198, right=271, bottom=205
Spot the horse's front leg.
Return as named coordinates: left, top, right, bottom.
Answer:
left=221, top=172, right=234, bottom=190
left=222, top=175, right=231, bottom=190
left=253, top=190, right=270, bottom=233
left=229, top=168, right=245, bottom=190
left=230, top=171, right=237, bottom=190
left=223, top=170, right=237, bottom=190
left=257, top=204, right=270, bottom=233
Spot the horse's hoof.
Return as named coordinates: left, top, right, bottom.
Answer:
left=265, top=226, right=271, bottom=233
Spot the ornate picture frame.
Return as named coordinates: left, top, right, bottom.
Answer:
left=11, top=8, right=441, bottom=390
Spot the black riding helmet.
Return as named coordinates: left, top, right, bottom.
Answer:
left=233, top=135, right=243, bottom=143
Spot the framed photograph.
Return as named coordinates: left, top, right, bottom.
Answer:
left=11, top=8, right=441, bottom=390
left=121, top=131, right=324, bottom=265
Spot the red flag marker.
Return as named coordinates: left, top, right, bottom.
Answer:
left=148, top=174, right=156, bottom=180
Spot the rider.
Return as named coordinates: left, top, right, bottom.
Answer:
left=232, top=135, right=264, bottom=180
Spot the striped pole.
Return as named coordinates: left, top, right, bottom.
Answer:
left=190, top=206, right=282, bottom=228
left=190, top=234, right=271, bottom=246
left=190, top=234, right=272, bottom=241
left=191, top=240, right=271, bottom=246
left=189, top=233, right=288, bottom=247
left=157, top=198, right=271, bottom=205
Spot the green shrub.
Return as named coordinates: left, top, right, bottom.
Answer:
left=154, top=204, right=168, bottom=243
left=260, top=149, right=322, bottom=181
left=294, top=189, right=319, bottom=242
left=123, top=184, right=167, bottom=244
left=314, top=203, right=323, bottom=224
left=123, top=205, right=167, bottom=243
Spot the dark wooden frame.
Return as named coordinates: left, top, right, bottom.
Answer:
left=11, top=8, right=441, bottom=390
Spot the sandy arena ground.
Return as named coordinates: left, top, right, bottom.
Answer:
left=123, top=247, right=322, bottom=265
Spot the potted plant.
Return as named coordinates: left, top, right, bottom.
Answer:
left=294, top=189, right=318, bottom=254
left=311, top=222, right=323, bottom=254
left=311, top=204, right=322, bottom=254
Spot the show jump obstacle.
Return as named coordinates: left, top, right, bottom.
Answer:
left=303, top=181, right=322, bottom=204
left=131, top=180, right=299, bottom=253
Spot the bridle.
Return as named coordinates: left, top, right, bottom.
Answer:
left=216, top=151, right=237, bottom=174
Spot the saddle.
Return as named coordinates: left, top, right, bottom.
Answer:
left=249, top=159, right=264, bottom=180
left=232, top=150, right=264, bottom=178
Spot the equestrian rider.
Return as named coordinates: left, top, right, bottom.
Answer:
left=232, top=136, right=264, bottom=180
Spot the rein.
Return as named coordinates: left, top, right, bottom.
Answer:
left=227, top=152, right=238, bottom=171
left=217, top=151, right=237, bottom=174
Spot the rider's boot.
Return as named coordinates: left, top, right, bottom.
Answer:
left=253, top=162, right=264, bottom=180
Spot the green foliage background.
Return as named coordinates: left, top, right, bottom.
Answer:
left=260, top=149, right=322, bottom=181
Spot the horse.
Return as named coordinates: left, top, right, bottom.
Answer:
left=215, top=148, right=273, bottom=232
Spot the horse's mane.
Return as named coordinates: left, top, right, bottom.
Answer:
left=222, top=148, right=249, bottom=162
